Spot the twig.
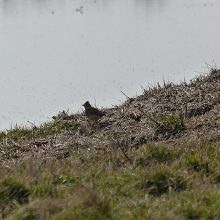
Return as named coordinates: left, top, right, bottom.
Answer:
left=139, top=109, right=161, bottom=126
left=121, top=91, right=133, bottom=102
left=116, top=140, right=131, bottom=163
left=27, top=121, right=37, bottom=129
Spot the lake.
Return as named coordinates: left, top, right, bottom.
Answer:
left=0, top=0, right=220, bottom=129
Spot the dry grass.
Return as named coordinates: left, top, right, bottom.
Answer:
left=0, top=69, right=220, bottom=219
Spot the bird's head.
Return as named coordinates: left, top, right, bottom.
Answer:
left=82, top=101, right=91, bottom=108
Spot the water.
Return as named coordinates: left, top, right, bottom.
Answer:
left=0, top=0, right=220, bottom=129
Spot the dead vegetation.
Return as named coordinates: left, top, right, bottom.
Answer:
left=0, top=69, right=220, bottom=219
left=1, top=69, right=220, bottom=163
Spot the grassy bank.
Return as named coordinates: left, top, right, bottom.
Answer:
left=0, top=69, right=220, bottom=219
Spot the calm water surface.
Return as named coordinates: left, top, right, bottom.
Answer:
left=0, top=0, right=220, bottom=129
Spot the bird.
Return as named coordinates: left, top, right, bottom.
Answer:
left=82, top=101, right=105, bottom=122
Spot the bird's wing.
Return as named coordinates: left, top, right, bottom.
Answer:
left=92, top=107, right=105, bottom=116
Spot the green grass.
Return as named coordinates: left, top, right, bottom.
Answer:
left=0, top=178, right=30, bottom=206
left=0, top=141, right=220, bottom=219
left=140, top=168, right=187, bottom=196
left=1, top=69, right=220, bottom=219
left=156, top=113, right=185, bottom=138
left=0, top=119, right=77, bottom=143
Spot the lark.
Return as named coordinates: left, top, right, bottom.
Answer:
left=82, top=101, right=104, bottom=122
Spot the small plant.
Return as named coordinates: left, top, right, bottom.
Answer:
left=31, top=176, right=59, bottom=198
left=141, top=170, right=187, bottom=196
left=0, top=178, right=30, bottom=206
left=53, top=174, right=79, bottom=186
left=185, top=153, right=209, bottom=173
left=173, top=190, right=220, bottom=220
left=50, top=186, right=113, bottom=220
left=11, top=199, right=65, bottom=220
left=136, top=145, right=177, bottom=167
left=147, top=145, right=177, bottom=163
left=156, top=113, right=185, bottom=138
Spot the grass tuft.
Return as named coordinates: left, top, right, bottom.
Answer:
left=0, top=178, right=29, bottom=206
left=185, top=152, right=209, bottom=173
left=141, top=169, right=187, bottom=196
left=0, top=119, right=77, bottom=143
left=156, top=113, right=185, bottom=138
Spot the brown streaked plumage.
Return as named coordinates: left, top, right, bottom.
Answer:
left=82, top=101, right=104, bottom=122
